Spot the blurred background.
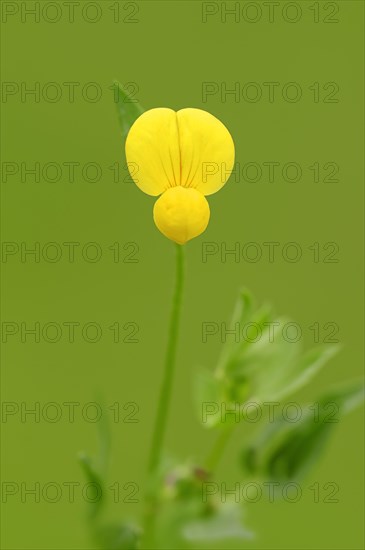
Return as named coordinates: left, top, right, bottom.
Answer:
left=1, top=1, right=364, bottom=548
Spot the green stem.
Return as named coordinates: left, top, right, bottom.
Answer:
left=205, top=425, right=235, bottom=472
left=143, top=243, right=185, bottom=547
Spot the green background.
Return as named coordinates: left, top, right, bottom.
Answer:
left=1, top=1, right=364, bottom=548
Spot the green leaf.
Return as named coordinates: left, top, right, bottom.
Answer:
left=78, top=452, right=104, bottom=519
left=155, top=467, right=253, bottom=547
left=113, top=80, right=145, bottom=140
left=156, top=498, right=204, bottom=549
left=320, top=379, right=365, bottom=414
left=194, top=368, right=222, bottom=428
left=77, top=400, right=111, bottom=520
left=96, top=522, right=140, bottom=550
left=278, top=344, right=341, bottom=401
left=96, top=397, right=111, bottom=478
left=225, top=316, right=302, bottom=403
left=216, top=288, right=255, bottom=374
left=222, top=310, right=340, bottom=405
left=200, top=290, right=342, bottom=433
left=266, top=411, right=333, bottom=481
left=182, top=503, right=253, bottom=542
left=242, top=380, right=364, bottom=481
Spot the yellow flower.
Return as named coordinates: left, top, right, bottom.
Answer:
left=125, top=108, right=235, bottom=244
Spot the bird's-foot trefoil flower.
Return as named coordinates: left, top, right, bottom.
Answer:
left=125, top=108, right=235, bottom=244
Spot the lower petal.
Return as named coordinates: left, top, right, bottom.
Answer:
left=153, top=187, right=210, bottom=244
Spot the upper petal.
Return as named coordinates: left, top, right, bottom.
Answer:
left=177, top=108, right=235, bottom=195
left=125, top=108, right=181, bottom=196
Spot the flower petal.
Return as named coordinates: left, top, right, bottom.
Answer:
left=125, top=108, right=181, bottom=196
left=177, top=108, right=235, bottom=195
left=153, top=187, right=210, bottom=244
